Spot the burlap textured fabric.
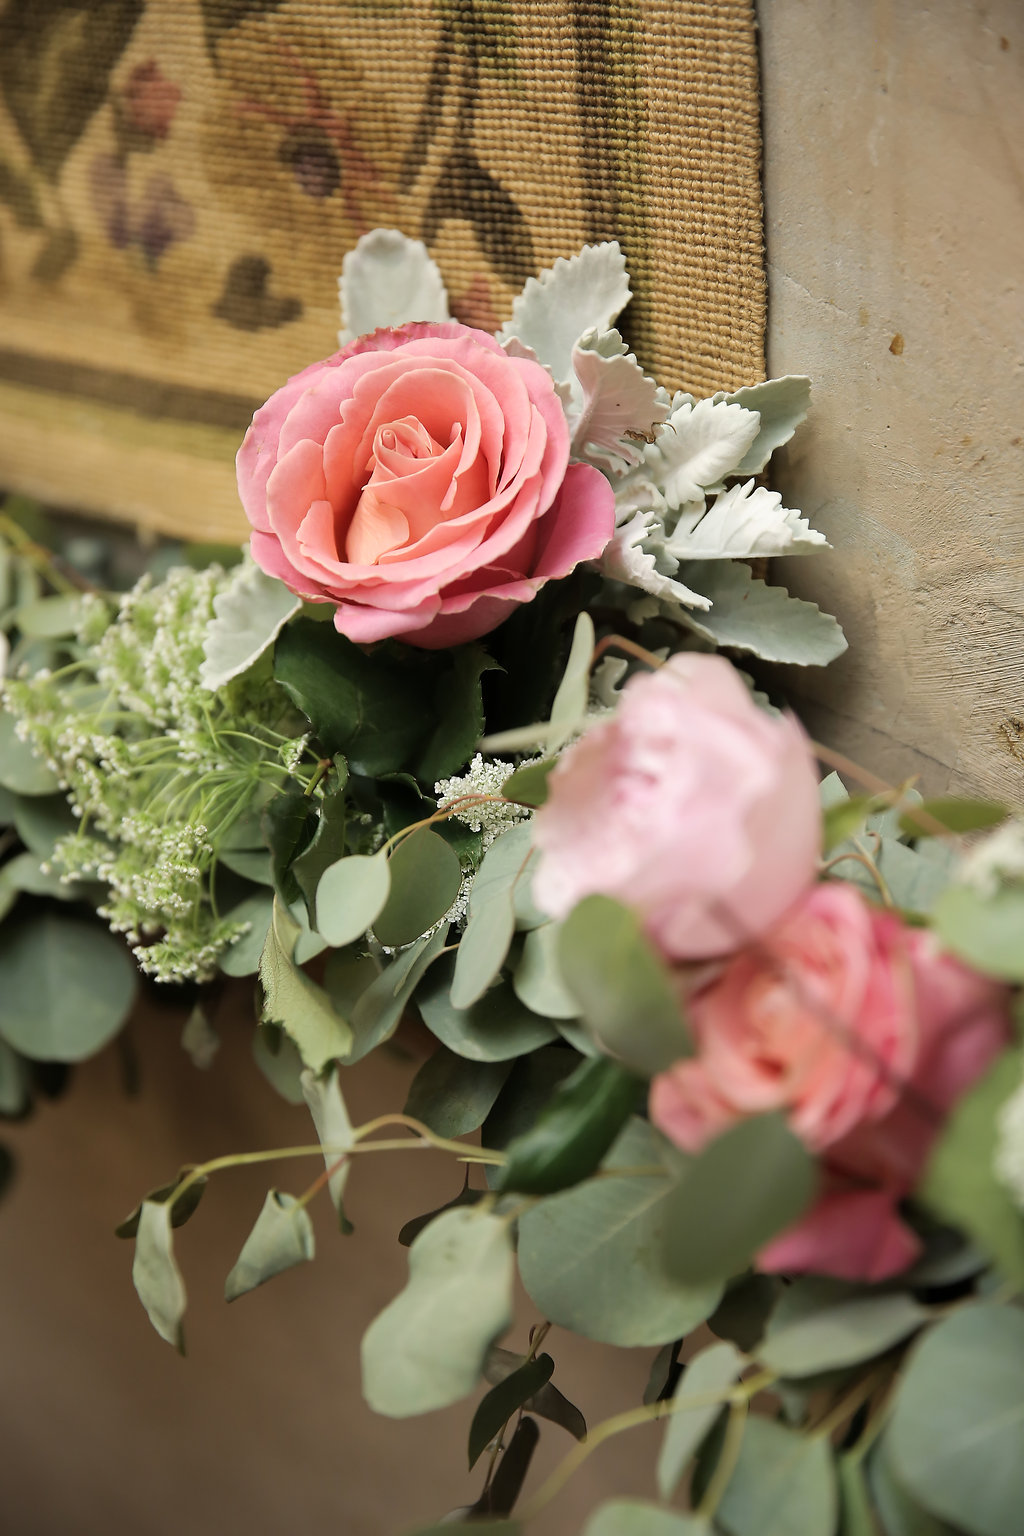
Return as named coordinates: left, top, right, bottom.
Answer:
left=0, top=0, right=764, bottom=540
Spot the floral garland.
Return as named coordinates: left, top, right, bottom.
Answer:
left=1, top=231, right=1023, bottom=1536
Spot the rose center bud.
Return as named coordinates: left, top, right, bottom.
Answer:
left=346, top=414, right=447, bottom=566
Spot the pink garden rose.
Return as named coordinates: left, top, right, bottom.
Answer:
left=649, top=882, right=1012, bottom=1280
left=237, top=322, right=615, bottom=648
left=530, top=653, right=823, bottom=959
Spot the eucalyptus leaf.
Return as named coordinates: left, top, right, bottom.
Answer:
left=292, top=785, right=347, bottom=921
left=868, top=1439, right=958, bottom=1536
left=758, top=1290, right=929, bottom=1377
left=921, top=1048, right=1024, bottom=1287
left=657, top=1340, right=745, bottom=1500
left=416, top=956, right=557, bottom=1061
left=0, top=710, right=59, bottom=795
left=181, top=1004, right=219, bottom=1070
left=13, top=592, right=85, bottom=639
left=199, top=560, right=300, bottom=690
left=316, top=849, right=391, bottom=949
left=224, top=1190, right=315, bottom=1301
left=0, top=915, right=136, bottom=1062
left=1, top=850, right=83, bottom=900
left=373, top=828, right=462, bottom=948
left=258, top=900, right=352, bottom=1070
left=220, top=892, right=274, bottom=978
left=483, top=1345, right=587, bottom=1441
left=932, top=885, right=1024, bottom=983
left=474, top=1416, right=539, bottom=1518
left=252, top=1025, right=307, bottom=1105
left=404, top=1048, right=511, bottom=1138
left=512, top=922, right=578, bottom=1019
left=218, top=847, right=274, bottom=886
left=301, top=1066, right=355, bottom=1213
left=262, top=786, right=318, bottom=905
left=899, top=797, right=1008, bottom=838
left=0, top=1037, right=29, bottom=1116
left=361, top=1207, right=515, bottom=1417
left=348, top=925, right=449, bottom=1063
left=584, top=1503, right=711, bottom=1536
left=661, top=1114, right=816, bottom=1287
left=888, top=1303, right=1024, bottom=1536
left=558, top=895, right=689, bottom=1073
left=837, top=1453, right=881, bottom=1536
left=518, top=1118, right=722, bottom=1346
left=717, top=1417, right=837, bottom=1536
left=114, top=1171, right=208, bottom=1240
left=501, top=758, right=555, bottom=808
left=11, top=792, right=78, bottom=858
left=132, top=1200, right=187, bottom=1352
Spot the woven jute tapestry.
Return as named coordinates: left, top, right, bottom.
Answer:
left=0, top=0, right=764, bottom=541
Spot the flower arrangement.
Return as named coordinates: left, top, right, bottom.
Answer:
left=1, top=230, right=1023, bottom=1536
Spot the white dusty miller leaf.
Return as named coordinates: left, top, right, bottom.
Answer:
left=338, top=228, right=449, bottom=345
left=199, top=558, right=300, bottom=691
left=725, top=375, right=812, bottom=476
left=646, top=397, right=761, bottom=507
left=666, top=480, right=829, bottom=561
left=499, top=242, right=631, bottom=385
left=301, top=1066, right=355, bottom=1214
left=569, top=329, right=668, bottom=470
left=602, top=510, right=712, bottom=611
left=676, top=561, right=848, bottom=666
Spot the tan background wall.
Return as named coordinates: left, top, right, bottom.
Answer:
left=759, top=0, right=1024, bottom=800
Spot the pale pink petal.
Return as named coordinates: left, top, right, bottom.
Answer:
left=758, top=1189, right=920, bottom=1283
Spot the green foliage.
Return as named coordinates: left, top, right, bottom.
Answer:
left=315, top=850, right=391, bottom=948
left=898, top=798, right=1008, bottom=837
left=518, top=1119, right=722, bottom=1346
left=921, top=1048, right=1024, bottom=1286
left=219, top=892, right=273, bottom=977
left=0, top=709, right=59, bottom=795
left=888, top=1303, right=1024, bottom=1536
left=677, top=561, right=848, bottom=666
left=661, top=1115, right=816, bottom=1287
left=716, top=1418, right=837, bottom=1536
left=0, top=914, right=136, bottom=1061
left=416, top=957, right=558, bottom=1061
left=451, top=824, right=543, bottom=1009
left=584, top=1503, right=711, bottom=1535
left=258, top=900, right=352, bottom=1070
left=199, top=559, right=300, bottom=689
left=224, top=1191, right=315, bottom=1301
left=558, top=895, right=690, bottom=1074
left=346, top=925, right=449, bottom=1063
left=404, top=1049, right=511, bottom=1138
left=512, top=922, right=578, bottom=1019
left=132, top=1200, right=187, bottom=1353
left=291, top=781, right=347, bottom=922
left=480, top=611, right=594, bottom=755
left=301, top=1067, right=355, bottom=1214
left=501, top=758, right=556, bottom=808
left=495, top=1055, right=643, bottom=1195
left=361, top=1208, right=515, bottom=1418
left=757, top=1284, right=928, bottom=1377
left=115, top=1171, right=208, bottom=1240
left=656, top=1340, right=745, bottom=1500
left=468, top=1353, right=553, bottom=1468
left=262, top=786, right=318, bottom=905
left=483, top=1345, right=586, bottom=1441
left=373, top=828, right=462, bottom=948
left=725, top=375, right=811, bottom=476
left=932, top=884, right=1024, bottom=982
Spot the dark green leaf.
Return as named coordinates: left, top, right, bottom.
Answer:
left=558, top=895, right=690, bottom=1075
left=518, top=1118, right=722, bottom=1346
left=416, top=955, right=557, bottom=1061
left=932, top=885, right=1024, bottom=983
left=483, top=1345, right=587, bottom=1440
left=398, top=1178, right=483, bottom=1247
left=404, top=1048, right=511, bottom=1138
left=921, top=1047, right=1024, bottom=1287
left=115, top=1171, right=208, bottom=1239
left=415, top=644, right=493, bottom=783
left=473, top=1415, right=539, bottom=1518
left=0, top=710, right=60, bottom=795
left=661, top=1114, right=817, bottom=1287
left=502, top=759, right=556, bottom=808
left=373, top=827, right=462, bottom=948
left=717, top=1417, right=837, bottom=1536
left=709, top=1274, right=780, bottom=1353
left=899, top=798, right=1008, bottom=838
left=11, top=791, right=78, bottom=858
left=495, top=1055, right=643, bottom=1195
left=224, top=1190, right=315, bottom=1301
left=644, top=1339, right=683, bottom=1405
left=274, top=618, right=427, bottom=775
left=0, top=915, right=136, bottom=1062
left=888, top=1303, right=1024, bottom=1536
left=262, top=786, right=318, bottom=905
left=823, top=796, right=874, bottom=852
left=468, top=1355, right=553, bottom=1469
left=0, top=1038, right=29, bottom=1117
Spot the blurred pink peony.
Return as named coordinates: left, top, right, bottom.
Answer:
left=237, top=323, right=615, bottom=649
left=530, top=653, right=823, bottom=958
left=650, top=882, right=1012, bottom=1281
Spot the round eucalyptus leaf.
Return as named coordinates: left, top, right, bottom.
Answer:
left=373, top=827, right=462, bottom=949
left=888, top=1303, right=1024, bottom=1536
left=316, top=850, right=390, bottom=948
left=716, top=1417, right=837, bottom=1536
left=0, top=915, right=136, bottom=1061
left=417, top=955, right=557, bottom=1062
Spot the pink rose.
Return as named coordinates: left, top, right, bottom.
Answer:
left=530, top=653, right=823, bottom=959
left=650, top=882, right=1012, bottom=1280
left=237, top=323, right=615, bottom=649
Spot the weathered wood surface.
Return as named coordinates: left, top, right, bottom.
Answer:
left=760, top=0, right=1024, bottom=799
